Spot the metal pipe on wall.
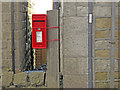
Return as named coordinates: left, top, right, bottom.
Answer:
left=53, top=0, right=63, bottom=87
left=11, top=1, right=15, bottom=74
left=88, top=0, right=93, bottom=88
left=53, top=0, right=61, bottom=73
left=110, top=1, right=115, bottom=88
left=59, top=0, right=64, bottom=78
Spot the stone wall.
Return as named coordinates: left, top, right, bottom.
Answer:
left=1, top=1, right=35, bottom=88
left=1, top=1, right=120, bottom=89
left=2, top=1, right=34, bottom=71
left=2, top=2, right=12, bottom=72
left=61, top=2, right=120, bottom=88
left=61, top=2, right=88, bottom=88
left=1, top=2, right=31, bottom=72
left=93, top=2, right=120, bottom=88
left=2, top=71, right=46, bottom=88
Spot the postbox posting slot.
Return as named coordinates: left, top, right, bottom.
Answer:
left=33, top=20, right=45, bottom=22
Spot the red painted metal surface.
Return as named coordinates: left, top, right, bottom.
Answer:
left=32, top=14, right=47, bottom=49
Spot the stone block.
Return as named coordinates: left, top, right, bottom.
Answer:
left=14, top=53, right=20, bottom=66
left=2, top=31, right=11, bottom=41
left=0, top=3, right=2, bottom=12
left=95, top=72, right=107, bottom=81
left=95, top=60, right=110, bottom=71
left=2, top=59, right=12, bottom=71
left=2, top=71, right=13, bottom=87
left=77, top=6, right=88, bottom=16
left=95, top=50, right=110, bottom=58
left=115, top=39, right=119, bottom=48
left=14, top=22, right=26, bottom=31
left=9, top=85, right=16, bottom=88
left=2, top=42, right=12, bottom=60
left=114, top=71, right=120, bottom=79
left=96, top=18, right=111, bottom=29
left=76, top=2, right=88, bottom=6
left=63, top=17, right=88, bottom=58
left=14, top=30, right=26, bottom=40
left=2, top=22, right=11, bottom=32
left=2, top=13, right=11, bottom=23
left=14, top=12, right=26, bottom=21
left=114, top=81, right=120, bottom=88
left=2, top=41, right=7, bottom=49
left=115, top=30, right=119, bottom=37
left=63, top=2, right=76, bottom=17
left=115, top=7, right=118, bottom=17
left=94, top=6, right=111, bottom=17
left=14, top=2, right=25, bottom=12
left=47, top=10, right=58, bottom=27
left=63, top=75, right=88, bottom=88
left=14, top=31, right=20, bottom=40
left=115, top=49, right=120, bottom=59
left=95, top=30, right=109, bottom=38
left=5, top=49, right=12, bottom=60
left=93, top=2, right=112, bottom=6
left=14, top=44, right=24, bottom=71
left=29, top=72, right=44, bottom=86
left=19, top=39, right=26, bottom=54
left=115, top=18, right=118, bottom=26
left=95, top=40, right=110, bottom=48
left=114, top=60, right=120, bottom=71
left=2, top=2, right=11, bottom=13
left=95, top=82, right=109, bottom=88
left=2, top=67, right=8, bottom=72
left=14, top=72, right=28, bottom=86
left=64, top=58, right=88, bottom=75
left=64, top=58, right=78, bottom=75
left=2, top=49, right=6, bottom=60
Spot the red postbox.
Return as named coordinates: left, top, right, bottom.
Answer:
left=32, top=14, right=47, bottom=49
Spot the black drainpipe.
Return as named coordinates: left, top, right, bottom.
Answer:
left=53, top=0, right=61, bottom=74
left=88, top=1, right=93, bottom=89
left=53, top=0, right=63, bottom=88
left=11, top=1, right=15, bottom=74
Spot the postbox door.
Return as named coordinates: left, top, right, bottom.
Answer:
left=32, top=14, right=47, bottom=49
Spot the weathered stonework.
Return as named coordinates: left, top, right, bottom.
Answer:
left=13, top=72, right=28, bottom=86
left=96, top=18, right=111, bottom=29
left=93, top=2, right=119, bottom=88
left=2, top=72, right=13, bottom=87
left=95, top=72, right=107, bottom=81
left=29, top=72, right=44, bottom=86
left=95, top=82, right=109, bottom=88
left=95, top=50, right=110, bottom=58
left=62, top=2, right=88, bottom=88
left=1, top=1, right=120, bottom=89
